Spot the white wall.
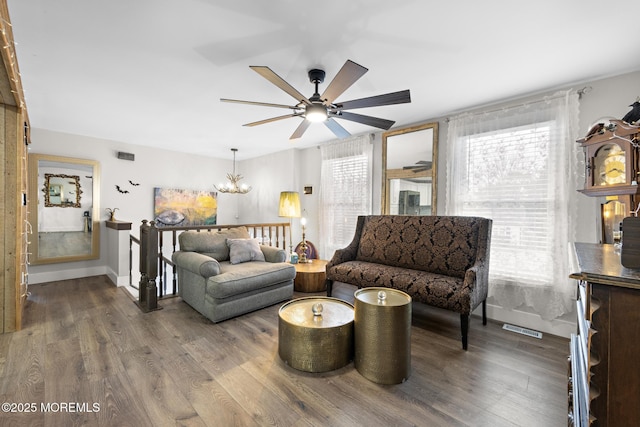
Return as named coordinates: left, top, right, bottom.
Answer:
left=28, top=129, right=238, bottom=282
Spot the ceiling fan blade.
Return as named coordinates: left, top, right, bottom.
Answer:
left=290, top=119, right=311, bottom=140
left=250, top=65, right=311, bottom=105
left=221, top=98, right=299, bottom=110
left=244, top=114, right=298, bottom=127
left=403, top=166, right=430, bottom=172
left=335, top=111, right=395, bottom=130
left=321, top=60, right=368, bottom=104
left=336, top=89, right=411, bottom=110
left=324, top=118, right=351, bottom=139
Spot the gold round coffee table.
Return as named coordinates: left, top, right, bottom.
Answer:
left=294, top=259, right=328, bottom=293
left=354, top=287, right=412, bottom=384
left=278, top=297, right=354, bottom=372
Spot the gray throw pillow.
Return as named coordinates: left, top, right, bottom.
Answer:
left=227, top=238, right=266, bottom=264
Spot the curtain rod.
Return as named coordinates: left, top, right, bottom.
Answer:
left=445, top=87, right=590, bottom=123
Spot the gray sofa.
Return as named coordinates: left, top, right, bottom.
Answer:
left=172, top=227, right=295, bottom=323
left=326, top=215, right=492, bottom=350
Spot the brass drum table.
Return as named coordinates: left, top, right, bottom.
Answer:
left=293, top=259, right=328, bottom=292
left=278, top=297, right=354, bottom=373
left=354, top=287, right=412, bottom=384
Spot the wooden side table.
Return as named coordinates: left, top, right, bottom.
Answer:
left=294, top=259, right=328, bottom=293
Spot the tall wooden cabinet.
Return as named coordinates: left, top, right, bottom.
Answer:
left=0, top=1, right=30, bottom=333
left=569, top=243, right=640, bottom=426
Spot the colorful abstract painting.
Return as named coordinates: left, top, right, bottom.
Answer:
left=153, top=188, right=217, bottom=227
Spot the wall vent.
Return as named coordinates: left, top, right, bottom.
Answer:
left=117, top=151, right=135, bottom=161
left=502, top=323, right=543, bottom=339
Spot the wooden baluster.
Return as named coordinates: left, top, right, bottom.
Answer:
left=129, top=235, right=133, bottom=287
left=158, top=229, right=164, bottom=298
left=172, top=230, right=178, bottom=295
left=138, top=220, right=149, bottom=307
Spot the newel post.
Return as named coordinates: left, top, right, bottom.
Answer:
left=138, top=219, right=159, bottom=312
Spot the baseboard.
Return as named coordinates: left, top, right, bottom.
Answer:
left=28, top=266, right=107, bottom=284
left=473, top=302, right=575, bottom=339
left=123, top=285, right=139, bottom=299
left=106, top=269, right=130, bottom=287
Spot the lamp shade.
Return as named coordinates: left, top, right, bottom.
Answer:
left=279, top=191, right=301, bottom=218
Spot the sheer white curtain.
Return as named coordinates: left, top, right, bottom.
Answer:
left=446, top=91, right=581, bottom=320
left=319, top=134, right=373, bottom=260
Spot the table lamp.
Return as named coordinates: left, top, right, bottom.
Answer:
left=299, top=214, right=311, bottom=263
left=278, top=191, right=301, bottom=257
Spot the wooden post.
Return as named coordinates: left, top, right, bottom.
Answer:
left=138, top=220, right=149, bottom=307
left=138, top=220, right=160, bottom=312
left=145, top=221, right=158, bottom=311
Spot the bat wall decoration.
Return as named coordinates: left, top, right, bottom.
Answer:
left=115, top=185, right=129, bottom=194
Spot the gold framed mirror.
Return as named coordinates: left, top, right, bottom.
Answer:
left=43, top=173, right=82, bottom=207
left=382, top=122, right=438, bottom=215
left=28, top=154, right=101, bottom=264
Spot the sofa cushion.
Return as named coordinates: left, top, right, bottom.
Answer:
left=206, top=261, right=296, bottom=299
left=227, top=238, right=266, bottom=264
left=328, top=260, right=470, bottom=313
left=355, top=216, right=481, bottom=279
left=178, top=227, right=250, bottom=261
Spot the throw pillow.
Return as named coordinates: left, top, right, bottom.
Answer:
left=227, top=238, right=266, bottom=264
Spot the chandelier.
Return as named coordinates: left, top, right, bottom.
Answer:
left=214, top=148, right=252, bottom=194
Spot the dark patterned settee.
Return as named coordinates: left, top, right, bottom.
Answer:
left=326, top=215, right=492, bottom=350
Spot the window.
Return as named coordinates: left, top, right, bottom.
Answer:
left=446, top=91, right=580, bottom=320
left=319, top=134, right=373, bottom=260
left=458, top=122, right=556, bottom=284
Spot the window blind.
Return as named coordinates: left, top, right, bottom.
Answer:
left=319, top=135, right=373, bottom=260
left=458, top=122, right=555, bottom=285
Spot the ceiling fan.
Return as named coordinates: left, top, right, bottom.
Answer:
left=221, top=60, right=411, bottom=140
left=403, top=160, right=432, bottom=173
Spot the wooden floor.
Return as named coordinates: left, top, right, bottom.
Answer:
left=37, top=231, right=93, bottom=258
left=0, top=276, right=570, bottom=426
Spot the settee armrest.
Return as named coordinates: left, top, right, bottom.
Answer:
left=462, top=218, right=492, bottom=310
left=172, top=251, right=221, bottom=278
left=463, top=264, right=487, bottom=309
left=260, top=245, right=287, bottom=263
left=327, top=246, right=357, bottom=269
left=327, top=215, right=367, bottom=269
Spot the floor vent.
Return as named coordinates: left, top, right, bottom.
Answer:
left=502, top=323, right=543, bottom=339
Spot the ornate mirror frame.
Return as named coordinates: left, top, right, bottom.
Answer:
left=382, top=122, right=439, bottom=215
left=43, top=173, right=82, bottom=207
left=28, top=153, right=101, bottom=265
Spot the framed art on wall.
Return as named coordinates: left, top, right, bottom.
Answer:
left=153, top=187, right=217, bottom=227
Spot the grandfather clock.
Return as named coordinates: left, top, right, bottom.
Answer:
left=578, top=119, right=640, bottom=243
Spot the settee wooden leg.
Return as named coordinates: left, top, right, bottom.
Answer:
left=482, top=299, right=487, bottom=325
left=460, top=314, right=469, bottom=351
left=326, top=279, right=333, bottom=297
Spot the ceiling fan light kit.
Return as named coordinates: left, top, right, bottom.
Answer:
left=221, top=60, right=411, bottom=140
left=305, top=103, right=328, bottom=122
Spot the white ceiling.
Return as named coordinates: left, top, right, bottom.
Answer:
left=8, top=0, right=640, bottom=160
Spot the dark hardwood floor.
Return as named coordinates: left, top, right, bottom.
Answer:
left=0, top=276, right=569, bottom=426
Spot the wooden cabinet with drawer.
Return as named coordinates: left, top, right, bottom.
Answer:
left=569, top=243, right=640, bottom=426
